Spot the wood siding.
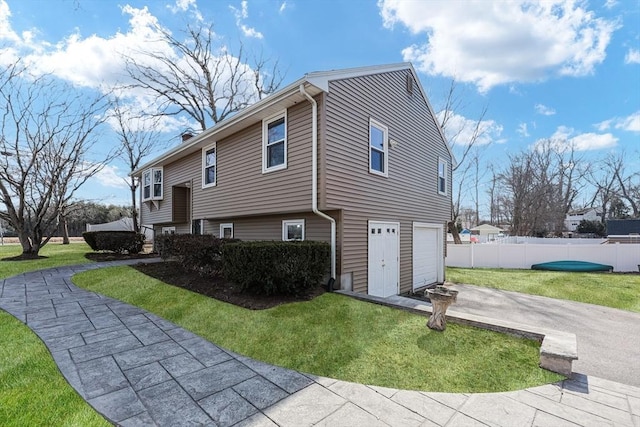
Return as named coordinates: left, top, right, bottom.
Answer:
left=140, top=152, right=200, bottom=225
left=203, top=211, right=335, bottom=242
left=140, top=98, right=321, bottom=227
left=192, top=99, right=318, bottom=219
left=323, top=70, right=452, bottom=294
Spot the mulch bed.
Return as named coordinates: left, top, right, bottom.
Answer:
left=131, top=261, right=325, bottom=310
left=84, top=252, right=325, bottom=310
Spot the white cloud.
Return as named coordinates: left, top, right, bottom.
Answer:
left=595, top=111, right=640, bottom=133
left=168, top=0, right=203, bottom=21
left=230, top=1, right=263, bottom=39
left=279, top=1, right=287, bottom=13
left=437, top=110, right=503, bottom=147
left=545, top=126, right=618, bottom=151
left=380, top=0, right=619, bottom=92
left=92, top=164, right=129, bottom=189
left=595, top=119, right=612, bottom=131
left=625, top=49, right=640, bottom=65
left=604, top=0, right=618, bottom=9
left=535, top=103, right=556, bottom=116
left=169, top=0, right=196, bottom=13
left=615, top=111, right=640, bottom=132
left=517, top=123, right=530, bottom=137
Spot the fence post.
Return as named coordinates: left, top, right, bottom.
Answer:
left=471, top=242, right=475, bottom=268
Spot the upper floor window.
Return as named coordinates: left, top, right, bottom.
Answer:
left=142, top=167, right=163, bottom=201
left=262, top=111, right=287, bottom=173
left=282, top=219, right=304, bottom=241
left=369, top=119, right=388, bottom=177
left=438, top=158, right=448, bottom=196
left=202, top=143, right=216, bottom=188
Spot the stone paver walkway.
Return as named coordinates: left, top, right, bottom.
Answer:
left=1, top=261, right=639, bottom=426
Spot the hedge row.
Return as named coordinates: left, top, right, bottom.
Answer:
left=222, top=241, right=330, bottom=295
left=82, top=231, right=145, bottom=254
left=155, top=234, right=239, bottom=277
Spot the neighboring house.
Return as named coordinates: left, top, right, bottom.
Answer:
left=470, top=224, right=504, bottom=243
left=133, top=63, right=454, bottom=297
left=565, top=207, right=602, bottom=232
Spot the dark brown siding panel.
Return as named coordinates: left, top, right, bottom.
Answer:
left=324, top=70, right=451, bottom=294
left=172, top=187, right=189, bottom=223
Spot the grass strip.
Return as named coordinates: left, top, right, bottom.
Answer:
left=0, top=311, right=109, bottom=427
left=0, top=243, right=92, bottom=279
left=446, top=267, right=640, bottom=313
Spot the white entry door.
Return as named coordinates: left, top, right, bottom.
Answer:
left=413, top=223, right=443, bottom=291
left=368, top=221, right=399, bottom=297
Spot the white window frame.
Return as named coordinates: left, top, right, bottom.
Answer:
left=142, top=167, right=163, bottom=202
left=369, top=118, right=388, bottom=177
left=438, top=158, right=448, bottom=196
left=220, top=223, right=234, bottom=239
left=282, top=219, right=305, bottom=241
left=202, top=143, right=217, bottom=188
left=262, top=110, right=287, bottom=173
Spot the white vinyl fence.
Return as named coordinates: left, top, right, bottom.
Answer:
left=446, top=243, right=640, bottom=272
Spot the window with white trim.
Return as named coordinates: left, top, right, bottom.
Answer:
left=438, top=158, right=448, bottom=195
left=369, top=119, right=388, bottom=176
left=262, top=111, right=287, bottom=173
left=220, top=223, right=233, bottom=239
left=142, top=167, right=163, bottom=201
left=282, top=219, right=304, bottom=241
left=202, top=143, right=216, bottom=188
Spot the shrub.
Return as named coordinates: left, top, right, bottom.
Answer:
left=82, top=231, right=99, bottom=251
left=223, top=241, right=330, bottom=295
left=156, top=234, right=239, bottom=276
left=83, top=231, right=145, bottom=254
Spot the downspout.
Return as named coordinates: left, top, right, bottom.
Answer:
left=299, top=84, right=336, bottom=289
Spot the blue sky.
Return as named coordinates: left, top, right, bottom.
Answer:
left=0, top=0, right=638, bottom=217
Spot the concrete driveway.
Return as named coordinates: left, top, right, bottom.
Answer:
left=447, top=283, right=640, bottom=387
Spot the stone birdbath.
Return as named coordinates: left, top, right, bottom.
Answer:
left=425, top=285, right=458, bottom=331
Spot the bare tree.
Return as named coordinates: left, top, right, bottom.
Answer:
left=498, top=140, right=587, bottom=236
left=437, top=79, right=490, bottom=242
left=586, top=151, right=640, bottom=221
left=111, top=99, right=164, bottom=233
left=123, top=23, right=284, bottom=131
left=0, top=63, right=111, bottom=257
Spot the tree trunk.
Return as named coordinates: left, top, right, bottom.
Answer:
left=448, top=221, right=462, bottom=244
left=19, top=231, right=40, bottom=258
left=62, top=218, right=70, bottom=245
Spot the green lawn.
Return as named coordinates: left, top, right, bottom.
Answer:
left=0, top=243, right=107, bottom=427
left=0, top=242, right=92, bottom=278
left=0, top=311, right=109, bottom=427
left=446, top=267, right=640, bottom=313
left=73, top=266, right=563, bottom=393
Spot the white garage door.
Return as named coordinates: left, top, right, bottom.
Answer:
left=413, top=223, right=442, bottom=291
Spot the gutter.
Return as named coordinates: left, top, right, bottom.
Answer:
left=299, top=84, right=336, bottom=288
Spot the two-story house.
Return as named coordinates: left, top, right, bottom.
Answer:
left=565, top=207, right=603, bottom=232
left=133, top=63, right=454, bottom=297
